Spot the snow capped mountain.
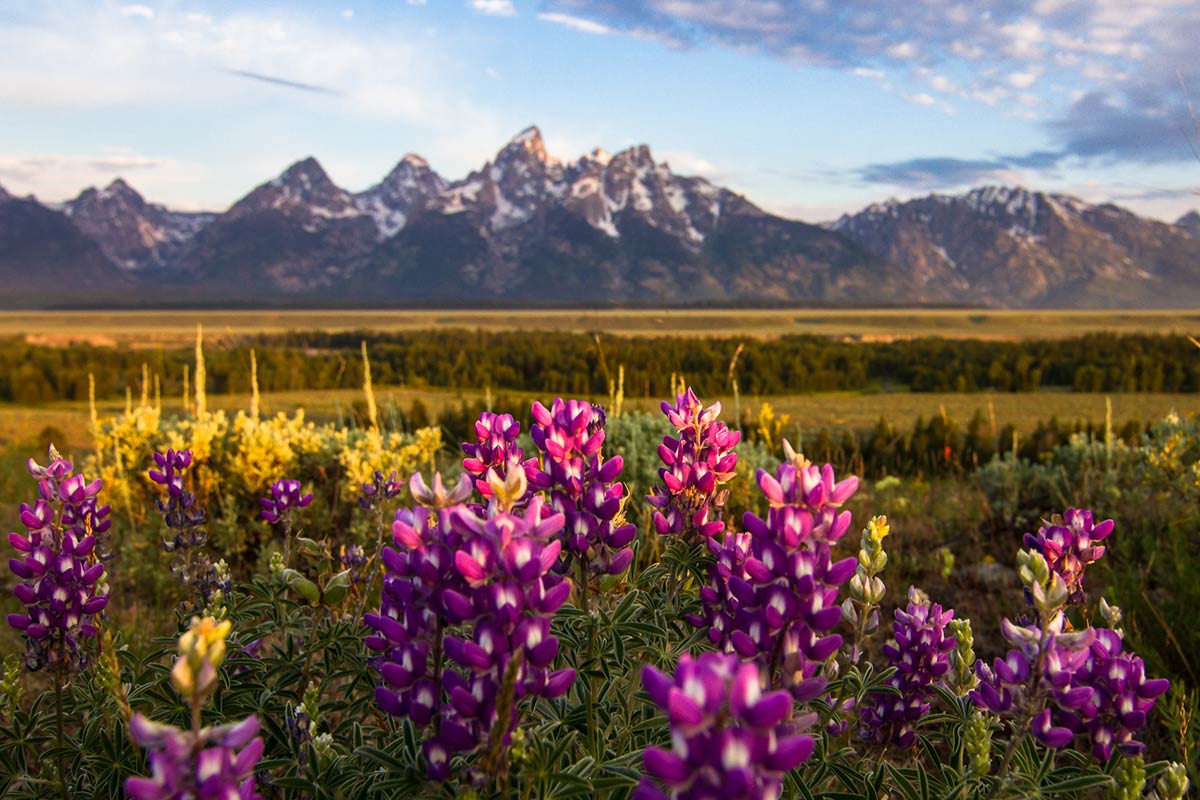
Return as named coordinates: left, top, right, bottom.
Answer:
left=6, top=130, right=1200, bottom=309
left=832, top=186, right=1200, bottom=307
left=354, top=154, right=448, bottom=239
left=61, top=179, right=214, bottom=270
left=229, top=157, right=365, bottom=232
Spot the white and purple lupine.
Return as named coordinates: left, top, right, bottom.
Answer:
left=647, top=388, right=740, bottom=541
left=358, top=469, right=404, bottom=510
left=364, top=473, right=474, bottom=740
left=149, top=448, right=224, bottom=613
left=858, top=587, right=956, bottom=748
left=971, top=529, right=1170, bottom=763
left=124, top=713, right=264, bottom=800
left=461, top=411, right=543, bottom=505
left=530, top=398, right=636, bottom=578
left=259, top=478, right=313, bottom=525
left=365, top=471, right=575, bottom=781
left=1008, top=626, right=1170, bottom=761
left=691, top=461, right=858, bottom=701
left=432, top=495, right=576, bottom=780
left=1022, top=509, right=1114, bottom=607
left=7, top=446, right=110, bottom=672
left=635, top=652, right=816, bottom=800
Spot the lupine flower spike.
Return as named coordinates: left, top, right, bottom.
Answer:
left=692, top=459, right=858, bottom=701
left=530, top=399, right=636, bottom=580
left=7, top=446, right=110, bottom=672
left=636, top=652, right=815, bottom=800
left=647, top=388, right=740, bottom=542
left=858, top=587, right=956, bottom=748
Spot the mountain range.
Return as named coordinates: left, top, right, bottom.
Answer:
left=2, top=126, right=1199, bottom=309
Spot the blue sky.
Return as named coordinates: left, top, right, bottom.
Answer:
left=1, top=0, right=1198, bottom=222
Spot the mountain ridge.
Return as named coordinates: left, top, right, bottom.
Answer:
left=3, top=129, right=1200, bottom=308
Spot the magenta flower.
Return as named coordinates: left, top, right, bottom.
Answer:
left=124, top=713, right=264, bottom=800
left=365, top=473, right=574, bottom=781
left=7, top=446, right=110, bottom=672
left=690, top=461, right=857, bottom=700
left=1022, top=509, right=1114, bottom=607
left=859, top=587, right=956, bottom=747
left=461, top=412, right=543, bottom=504
left=530, top=399, right=635, bottom=577
left=259, top=479, right=313, bottom=524
left=635, top=652, right=815, bottom=800
left=647, top=388, right=740, bottom=541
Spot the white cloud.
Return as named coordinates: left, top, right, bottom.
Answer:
left=538, top=12, right=612, bottom=34
left=341, top=8, right=355, bottom=20
left=0, top=152, right=176, bottom=201
left=902, top=91, right=936, bottom=106
left=119, top=4, right=154, bottom=20
left=886, top=41, right=918, bottom=59
left=1008, top=68, right=1042, bottom=89
left=852, top=67, right=885, bottom=80
left=470, top=0, right=517, bottom=17
left=659, top=150, right=719, bottom=176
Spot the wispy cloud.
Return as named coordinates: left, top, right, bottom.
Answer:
left=0, top=152, right=176, bottom=200
left=223, top=68, right=343, bottom=95
left=538, top=11, right=611, bottom=34
left=118, top=4, right=154, bottom=20
left=470, top=0, right=517, bottom=17
left=544, top=0, right=1200, bottom=166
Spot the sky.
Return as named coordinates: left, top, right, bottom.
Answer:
left=1, top=0, right=1199, bottom=223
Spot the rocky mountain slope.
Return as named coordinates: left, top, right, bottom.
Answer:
left=2, top=130, right=1199, bottom=308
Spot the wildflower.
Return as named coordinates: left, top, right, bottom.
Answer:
left=461, top=412, right=542, bottom=504
left=1022, top=509, right=1113, bottom=607
left=124, top=714, right=264, bottom=800
left=7, top=446, right=110, bottom=672
left=858, top=587, right=956, bottom=747
left=358, top=469, right=404, bottom=510
left=149, top=448, right=221, bottom=614
left=259, top=479, right=313, bottom=525
left=647, top=388, right=740, bottom=541
left=530, top=399, right=636, bottom=578
left=691, top=461, right=857, bottom=701
left=126, top=617, right=263, bottom=800
left=635, top=652, right=815, bottom=800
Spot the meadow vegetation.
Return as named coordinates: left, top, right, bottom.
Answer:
left=0, top=324, right=1196, bottom=798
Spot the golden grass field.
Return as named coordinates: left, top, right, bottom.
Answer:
left=5, top=308, right=1200, bottom=346
left=3, top=387, right=1194, bottom=454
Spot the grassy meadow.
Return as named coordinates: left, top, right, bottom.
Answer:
left=6, top=307, right=1200, bottom=346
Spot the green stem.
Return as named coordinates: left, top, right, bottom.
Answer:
left=53, top=661, right=67, bottom=800
left=298, top=605, right=322, bottom=692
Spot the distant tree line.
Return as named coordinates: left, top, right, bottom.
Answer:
left=1, top=330, right=1198, bottom=405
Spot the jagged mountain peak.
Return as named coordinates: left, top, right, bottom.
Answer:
left=274, top=156, right=335, bottom=189
left=0, top=183, right=8, bottom=202
left=496, top=125, right=556, bottom=166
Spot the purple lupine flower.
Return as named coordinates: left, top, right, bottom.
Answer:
left=7, top=447, right=110, bottom=672
left=363, top=475, right=475, bottom=741
left=124, top=713, right=264, bottom=800
left=259, top=479, right=313, bottom=524
left=647, top=388, right=740, bottom=541
left=635, top=652, right=815, bottom=800
left=1032, top=628, right=1170, bottom=760
left=340, top=544, right=368, bottom=584
left=530, top=398, right=636, bottom=578
left=859, top=587, right=956, bottom=747
left=358, top=470, right=404, bottom=510
left=1022, top=509, right=1114, bottom=607
left=429, top=496, right=576, bottom=780
left=461, top=412, right=543, bottom=504
left=690, top=461, right=857, bottom=701
left=148, top=449, right=221, bottom=614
